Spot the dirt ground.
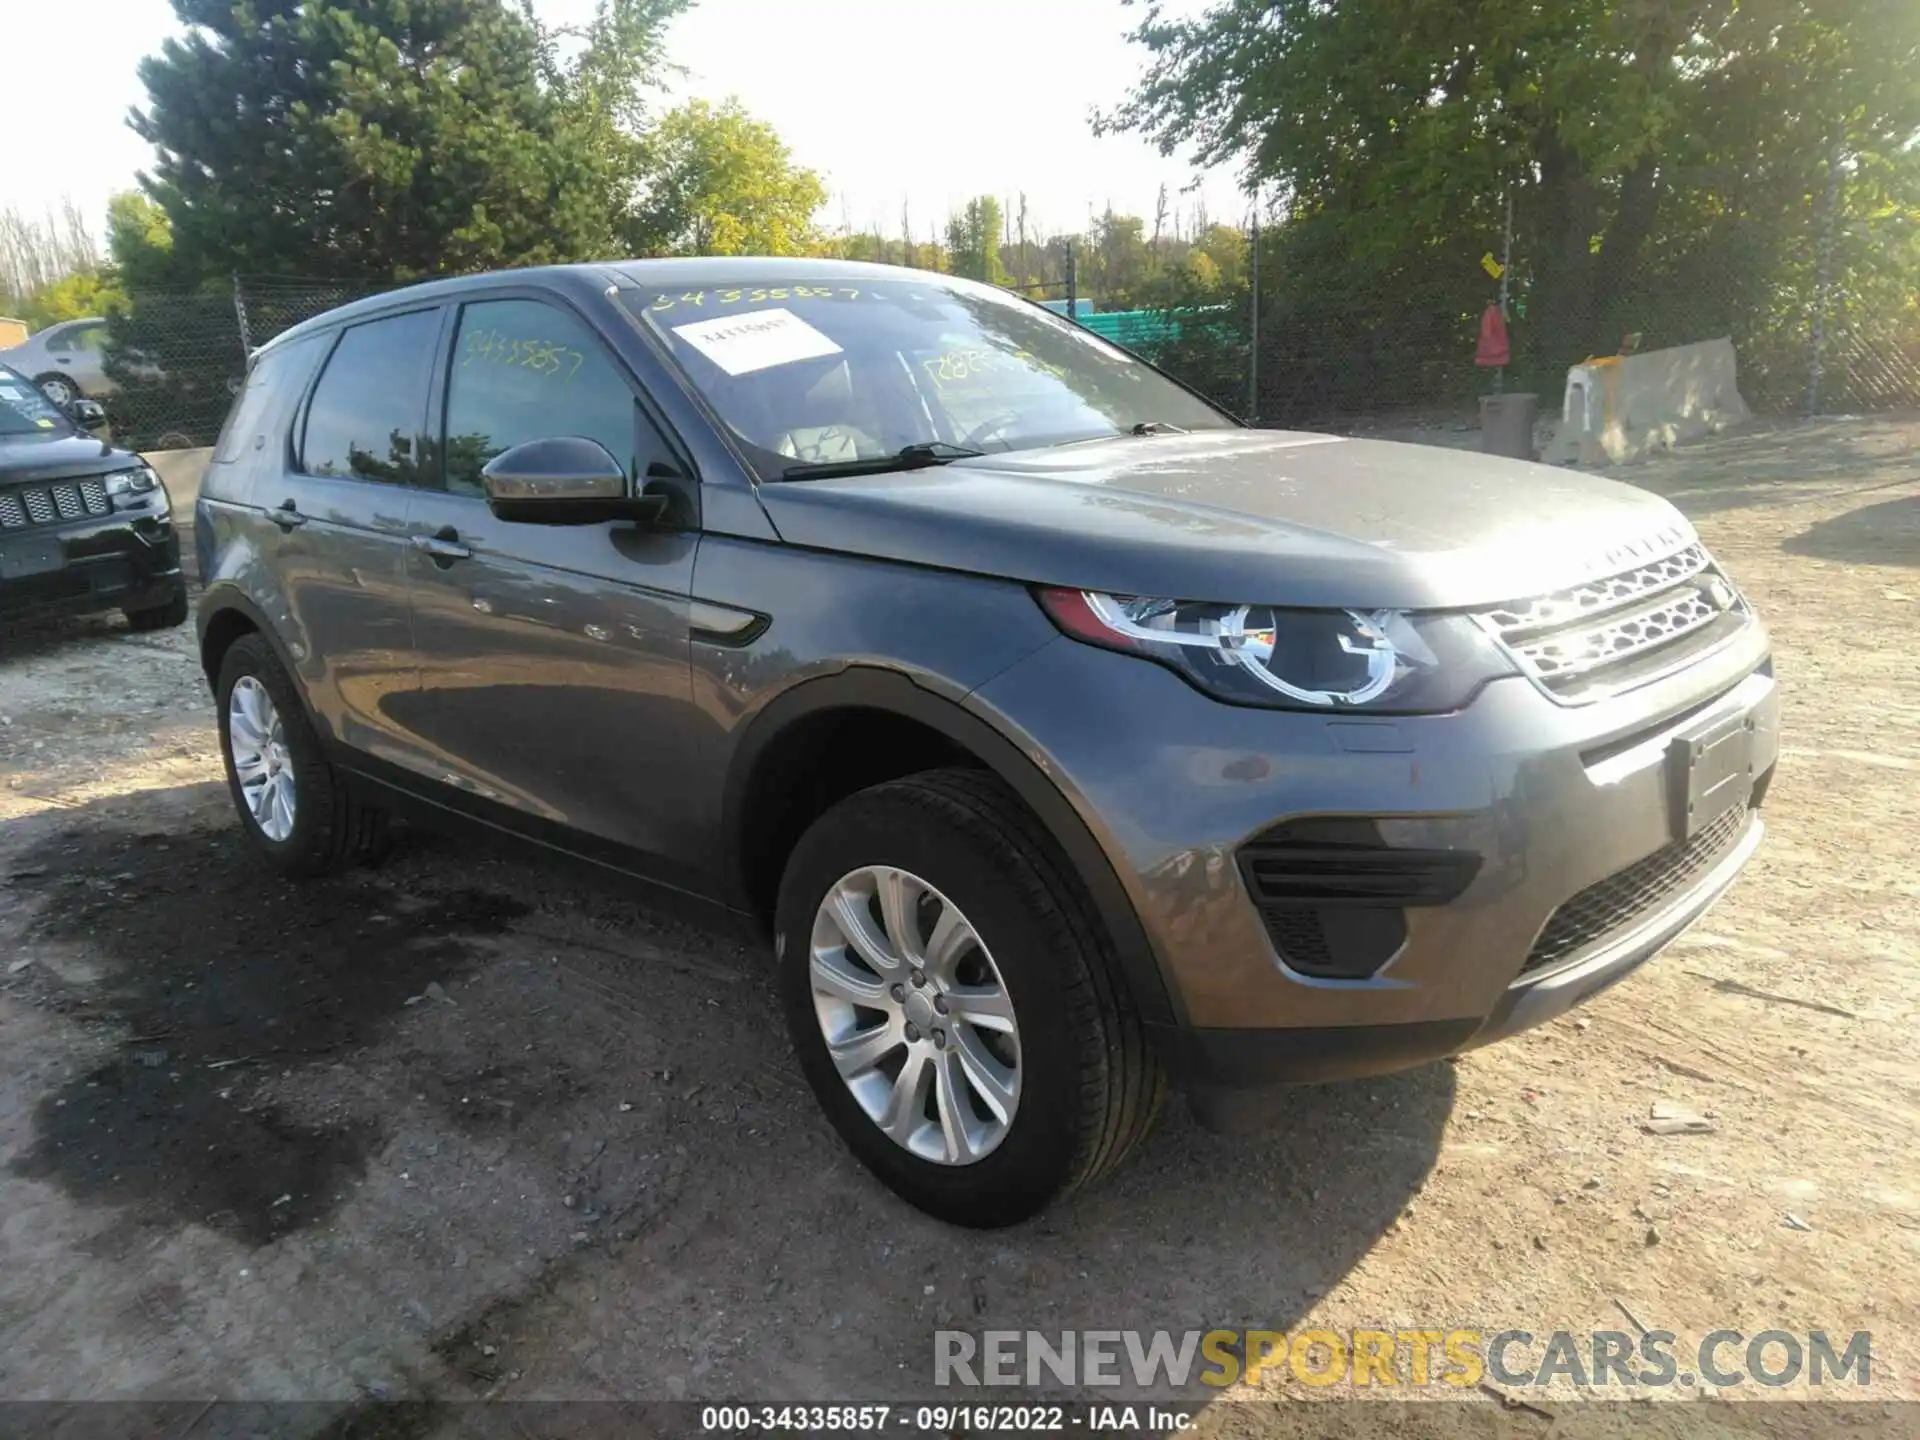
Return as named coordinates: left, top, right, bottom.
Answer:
left=1, top=416, right=1916, bottom=1432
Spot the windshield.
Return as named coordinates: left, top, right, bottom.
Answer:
left=622, top=273, right=1234, bottom=479
left=0, top=366, right=75, bottom=440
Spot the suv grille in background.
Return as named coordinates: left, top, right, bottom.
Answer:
left=1475, top=542, right=1752, bottom=703
left=0, top=480, right=112, bottom=531
left=1518, top=802, right=1752, bottom=978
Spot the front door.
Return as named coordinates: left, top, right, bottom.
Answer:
left=394, top=293, right=703, bottom=884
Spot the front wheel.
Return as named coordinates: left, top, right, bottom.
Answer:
left=776, top=768, right=1163, bottom=1227
left=215, top=633, right=388, bottom=876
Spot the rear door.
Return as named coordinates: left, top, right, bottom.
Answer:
left=395, top=291, right=703, bottom=882
left=265, top=306, right=445, bottom=770
left=49, top=321, right=113, bottom=396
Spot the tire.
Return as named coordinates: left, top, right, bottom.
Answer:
left=125, top=589, right=189, bottom=632
left=33, top=372, right=79, bottom=408
left=775, top=767, right=1164, bottom=1227
left=215, top=633, right=388, bottom=877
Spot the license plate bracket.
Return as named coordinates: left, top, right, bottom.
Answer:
left=0, top=536, right=64, bottom=580
left=1668, top=709, right=1755, bottom=840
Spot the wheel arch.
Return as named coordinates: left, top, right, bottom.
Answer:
left=721, top=667, right=1179, bottom=1028
left=195, top=587, right=327, bottom=733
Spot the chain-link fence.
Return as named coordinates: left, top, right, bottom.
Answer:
left=96, top=276, right=370, bottom=451
left=1129, top=213, right=1920, bottom=431
left=85, top=237, right=1920, bottom=453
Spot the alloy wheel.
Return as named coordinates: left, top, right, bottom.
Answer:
left=808, top=866, right=1022, bottom=1165
left=227, top=675, right=297, bottom=842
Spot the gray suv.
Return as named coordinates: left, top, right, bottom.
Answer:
left=195, top=259, right=1777, bottom=1225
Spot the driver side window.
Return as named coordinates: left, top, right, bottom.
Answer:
left=441, top=298, right=641, bottom=497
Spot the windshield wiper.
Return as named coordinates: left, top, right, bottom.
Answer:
left=1130, top=420, right=1188, bottom=436
left=781, top=441, right=984, bottom=481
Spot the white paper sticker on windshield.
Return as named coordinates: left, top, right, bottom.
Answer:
left=672, top=307, right=842, bottom=377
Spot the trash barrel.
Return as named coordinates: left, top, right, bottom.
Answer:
left=1480, top=392, right=1538, bottom=460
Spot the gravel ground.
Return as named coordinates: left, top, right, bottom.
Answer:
left=1, top=417, right=1915, bottom=1432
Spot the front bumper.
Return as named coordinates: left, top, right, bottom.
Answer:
left=967, top=615, right=1776, bottom=1093
left=0, top=500, right=183, bottom=623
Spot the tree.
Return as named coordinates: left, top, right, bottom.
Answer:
left=945, top=197, right=1009, bottom=284
left=1105, top=0, right=1920, bottom=382
left=24, top=271, right=127, bottom=327
left=1087, top=208, right=1152, bottom=306
left=105, top=192, right=183, bottom=293
left=1190, top=223, right=1246, bottom=292
left=130, top=0, right=687, bottom=284
left=629, top=99, right=827, bottom=255
left=1, top=201, right=100, bottom=320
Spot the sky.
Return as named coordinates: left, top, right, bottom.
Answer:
left=4, top=0, right=1250, bottom=250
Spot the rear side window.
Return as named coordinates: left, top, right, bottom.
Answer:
left=212, top=333, right=327, bottom=465
left=440, top=298, right=643, bottom=497
left=44, top=322, right=104, bottom=354
left=300, top=309, right=441, bottom=484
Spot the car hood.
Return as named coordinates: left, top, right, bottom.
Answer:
left=0, top=431, right=141, bottom=485
left=754, top=429, right=1696, bottom=610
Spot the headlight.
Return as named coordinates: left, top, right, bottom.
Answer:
left=106, top=465, right=165, bottom=512
left=1037, top=589, right=1516, bottom=713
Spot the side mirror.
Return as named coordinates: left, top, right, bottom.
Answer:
left=70, top=398, right=107, bottom=431
left=480, top=436, right=669, bottom=526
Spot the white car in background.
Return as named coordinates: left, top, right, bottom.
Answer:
left=0, top=317, right=113, bottom=408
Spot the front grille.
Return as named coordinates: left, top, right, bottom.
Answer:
left=1240, top=845, right=1484, bottom=906
left=1475, top=542, right=1751, bottom=703
left=0, top=479, right=112, bottom=531
left=1519, top=803, right=1751, bottom=977
left=1263, top=907, right=1336, bottom=974
left=1484, top=544, right=1710, bottom=634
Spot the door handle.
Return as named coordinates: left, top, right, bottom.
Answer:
left=270, top=499, right=306, bottom=530
left=410, top=527, right=471, bottom=563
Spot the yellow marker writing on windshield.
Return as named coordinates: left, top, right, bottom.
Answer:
left=922, top=349, right=998, bottom=387
left=649, top=285, right=861, bottom=314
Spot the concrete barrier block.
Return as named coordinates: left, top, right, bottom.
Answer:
left=1542, top=336, right=1751, bottom=465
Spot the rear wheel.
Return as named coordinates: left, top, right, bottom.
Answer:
left=215, top=634, right=387, bottom=876
left=776, top=768, right=1164, bottom=1226
left=33, top=372, right=79, bottom=408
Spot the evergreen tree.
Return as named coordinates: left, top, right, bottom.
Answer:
left=131, top=0, right=686, bottom=284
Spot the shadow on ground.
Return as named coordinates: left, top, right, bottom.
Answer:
left=3, top=782, right=1450, bottom=1412
left=421, top=1045, right=1455, bottom=1408
left=6, top=807, right=527, bottom=1247
left=0, top=610, right=157, bottom=665
left=1784, top=493, right=1920, bottom=567
left=1620, top=417, right=1917, bottom=516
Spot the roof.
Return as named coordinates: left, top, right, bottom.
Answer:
left=260, top=256, right=960, bottom=356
